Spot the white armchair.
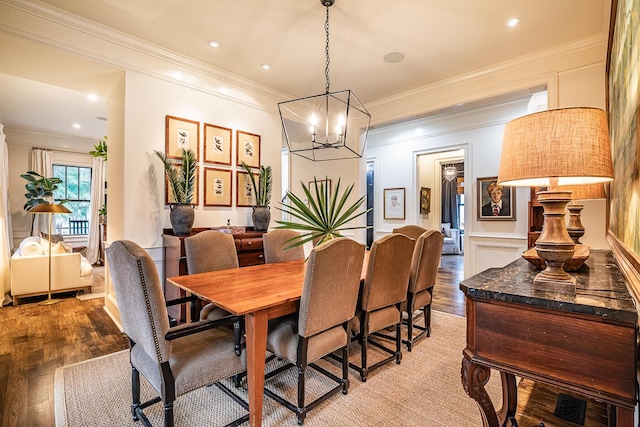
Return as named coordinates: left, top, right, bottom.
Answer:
left=440, top=223, right=461, bottom=255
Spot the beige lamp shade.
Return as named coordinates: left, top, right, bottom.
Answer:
left=498, top=107, right=614, bottom=188
left=559, top=183, right=606, bottom=201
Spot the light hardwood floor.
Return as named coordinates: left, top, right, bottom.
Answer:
left=0, top=255, right=608, bottom=426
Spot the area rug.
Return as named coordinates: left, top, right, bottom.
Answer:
left=76, top=266, right=105, bottom=300
left=54, top=311, right=502, bottom=426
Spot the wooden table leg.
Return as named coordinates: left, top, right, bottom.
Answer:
left=461, top=354, right=519, bottom=427
left=245, top=309, right=269, bottom=427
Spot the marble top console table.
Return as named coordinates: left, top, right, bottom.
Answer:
left=460, top=250, right=637, bottom=427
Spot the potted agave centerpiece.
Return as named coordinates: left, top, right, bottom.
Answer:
left=155, top=148, right=197, bottom=235
left=275, top=177, right=370, bottom=248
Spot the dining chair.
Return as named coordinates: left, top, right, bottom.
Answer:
left=106, top=240, right=248, bottom=427
left=392, top=224, right=428, bottom=246
left=263, top=229, right=305, bottom=263
left=403, top=229, right=444, bottom=351
left=263, top=237, right=365, bottom=425
left=184, top=230, right=242, bottom=355
left=350, top=233, right=414, bottom=382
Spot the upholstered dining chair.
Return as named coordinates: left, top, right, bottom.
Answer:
left=106, top=240, right=248, bottom=427
left=403, top=229, right=444, bottom=351
left=350, top=233, right=414, bottom=382
left=392, top=225, right=428, bottom=247
left=263, top=229, right=305, bottom=263
left=263, top=237, right=365, bottom=425
left=184, top=230, right=242, bottom=355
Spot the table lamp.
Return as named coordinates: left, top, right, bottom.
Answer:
left=28, top=202, right=72, bottom=305
left=498, top=107, right=614, bottom=293
left=560, top=183, right=606, bottom=244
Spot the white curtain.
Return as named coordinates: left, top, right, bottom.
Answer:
left=0, top=123, right=13, bottom=306
left=30, top=148, right=53, bottom=236
left=86, top=157, right=105, bottom=264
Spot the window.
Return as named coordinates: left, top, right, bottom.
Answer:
left=52, top=164, right=92, bottom=235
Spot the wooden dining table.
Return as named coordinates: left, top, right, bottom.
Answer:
left=167, top=253, right=369, bottom=427
left=167, top=259, right=305, bottom=427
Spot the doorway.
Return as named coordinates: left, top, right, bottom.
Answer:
left=416, top=148, right=465, bottom=258
left=366, top=160, right=374, bottom=248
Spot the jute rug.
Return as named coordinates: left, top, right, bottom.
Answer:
left=54, top=311, right=502, bottom=426
left=76, top=266, right=105, bottom=300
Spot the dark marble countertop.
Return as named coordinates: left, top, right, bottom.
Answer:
left=460, top=250, right=637, bottom=323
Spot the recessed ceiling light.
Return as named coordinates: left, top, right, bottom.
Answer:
left=72, top=123, right=81, bottom=129
left=87, top=94, right=98, bottom=101
left=208, top=40, right=220, bottom=48
left=261, top=64, right=271, bottom=70
left=506, top=17, right=520, bottom=28
left=96, top=116, right=107, bottom=121
left=383, top=52, right=404, bottom=64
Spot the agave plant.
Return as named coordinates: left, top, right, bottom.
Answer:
left=275, top=177, right=370, bottom=248
left=154, top=148, right=197, bottom=204
left=240, top=161, right=272, bottom=206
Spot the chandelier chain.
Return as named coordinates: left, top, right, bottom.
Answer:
left=324, top=5, right=330, bottom=94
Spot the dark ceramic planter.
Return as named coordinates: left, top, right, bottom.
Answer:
left=169, top=203, right=195, bottom=235
left=252, top=206, right=270, bottom=231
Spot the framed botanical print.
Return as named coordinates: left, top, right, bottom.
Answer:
left=308, top=178, right=332, bottom=197
left=165, top=164, right=199, bottom=206
left=420, top=187, right=431, bottom=214
left=204, top=123, right=232, bottom=165
left=236, top=171, right=255, bottom=207
left=477, top=176, right=515, bottom=220
left=165, top=115, right=200, bottom=160
left=203, top=167, right=232, bottom=207
left=383, top=188, right=405, bottom=220
left=236, top=130, right=261, bottom=168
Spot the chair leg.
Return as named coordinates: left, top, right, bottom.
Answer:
left=360, top=333, right=368, bottom=382
left=233, top=321, right=241, bottom=356
left=341, top=346, right=350, bottom=395
left=163, top=401, right=174, bottom=427
left=406, top=310, right=414, bottom=352
left=131, top=366, right=141, bottom=421
left=425, top=304, right=432, bottom=337
left=296, top=366, right=307, bottom=425
left=395, top=322, right=402, bottom=364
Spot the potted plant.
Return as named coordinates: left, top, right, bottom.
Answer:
left=21, top=171, right=68, bottom=235
left=89, top=136, right=107, bottom=160
left=154, top=148, right=197, bottom=235
left=275, top=177, right=370, bottom=248
left=240, top=161, right=272, bottom=231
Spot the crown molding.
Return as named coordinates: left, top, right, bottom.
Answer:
left=0, top=0, right=291, bottom=110
left=366, top=34, right=607, bottom=126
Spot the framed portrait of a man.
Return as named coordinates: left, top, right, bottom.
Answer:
left=384, top=188, right=405, bottom=220
left=477, top=176, right=515, bottom=220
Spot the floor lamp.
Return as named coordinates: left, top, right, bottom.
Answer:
left=29, top=202, right=72, bottom=305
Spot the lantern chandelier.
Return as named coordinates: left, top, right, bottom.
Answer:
left=443, top=164, right=459, bottom=182
left=278, top=0, right=371, bottom=161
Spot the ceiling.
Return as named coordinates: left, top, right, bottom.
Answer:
left=0, top=0, right=611, bottom=141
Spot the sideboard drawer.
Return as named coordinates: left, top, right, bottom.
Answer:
left=238, top=250, right=265, bottom=267
left=239, top=238, right=263, bottom=250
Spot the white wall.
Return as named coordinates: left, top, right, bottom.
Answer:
left=118, top=71, right=283, bottom=249
left=367, top=98, right=532, bottom=276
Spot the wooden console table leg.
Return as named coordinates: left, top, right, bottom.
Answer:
left=497, top=372, right=518, bottom=426
left=462, top=353, right=518, bottom=427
